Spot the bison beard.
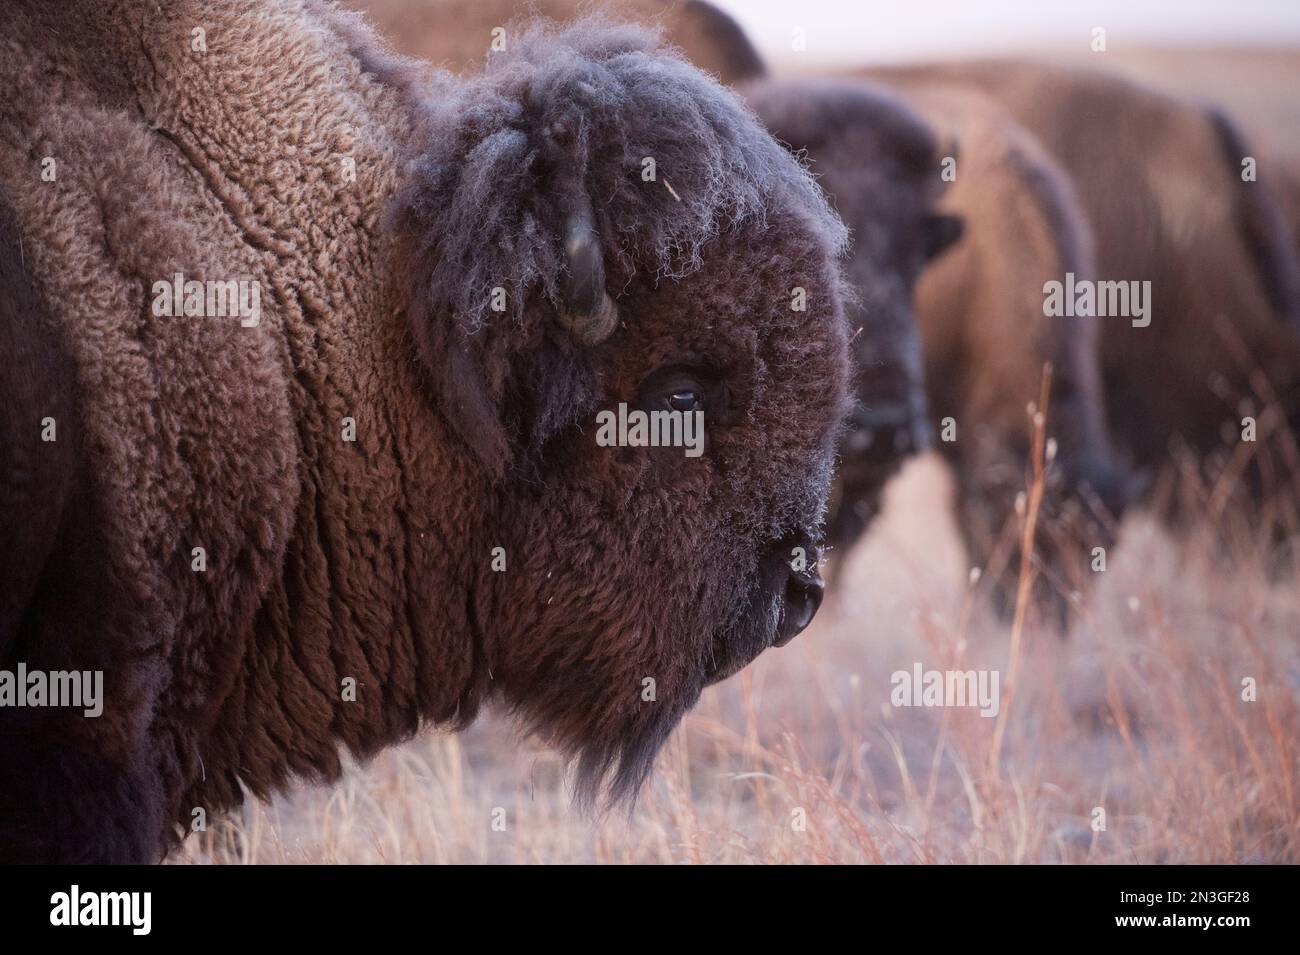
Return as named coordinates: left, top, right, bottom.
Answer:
left=495, top=520, right=827, bottom=807
left=0, top=1, right=852, bottom=860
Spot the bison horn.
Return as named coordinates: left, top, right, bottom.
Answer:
left=558, top=201, right=618, bottom=346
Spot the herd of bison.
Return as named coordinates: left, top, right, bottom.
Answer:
left=1, top=0, right=1297, bottom=863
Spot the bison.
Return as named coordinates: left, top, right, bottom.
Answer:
left=868, top=61, right=1300, bottom=516
left=738, top=79, right=963, bottom=550
left=1109, top=50, right=1300, bottom=291
left=868, top=83, right=1133, bottom=612
left=0, top=0, right=854, bottom=862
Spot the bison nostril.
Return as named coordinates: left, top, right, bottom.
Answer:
left=775, top=572, right=824, bottom=647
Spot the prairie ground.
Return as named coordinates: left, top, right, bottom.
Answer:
left=174, top=450, right=1300, bottom=864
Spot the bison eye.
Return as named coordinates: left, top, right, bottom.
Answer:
left=636, top=363, right=734, bottom=424
left=666, top=389, right=701, bottom=413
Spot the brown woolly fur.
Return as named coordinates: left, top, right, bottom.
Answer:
left=0, top=0, right=851, bottom=861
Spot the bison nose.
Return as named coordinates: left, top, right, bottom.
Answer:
left=765, top=535, right=825, bottom=647
left=776, top=573, right=823, bottom=646
left=775, top=557, right=825, bottom=647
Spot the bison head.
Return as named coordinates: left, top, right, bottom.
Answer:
left=390, top=20, right=852, bottom=803
left=742, top=79, right=964, bottom=554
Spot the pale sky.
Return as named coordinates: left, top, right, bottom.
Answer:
left=706, top=0, right=1300, bottom=66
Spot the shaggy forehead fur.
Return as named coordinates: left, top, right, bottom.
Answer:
left=392, top=17, right=849, bottom=336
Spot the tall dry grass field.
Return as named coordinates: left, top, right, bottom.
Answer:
left=174, top=430, right=1300, bottom=864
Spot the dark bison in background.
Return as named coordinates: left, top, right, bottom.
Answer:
left=739, top=79, right=964, bottom=550
left=0, top=0, right=854, bottom=862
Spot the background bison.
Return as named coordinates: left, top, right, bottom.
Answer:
left=867, top=82, right=1133, bottom=611
left=739, top=78, right=962, bottom=553
left=869, top=61, right=1300, bottom=517
left=0, top=0, right=853, bottom=862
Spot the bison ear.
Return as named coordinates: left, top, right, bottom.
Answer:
left=922, top=213, right=964, bottom=262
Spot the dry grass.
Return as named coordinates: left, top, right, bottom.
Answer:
left=173, top=402, right=1300, bottom=863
